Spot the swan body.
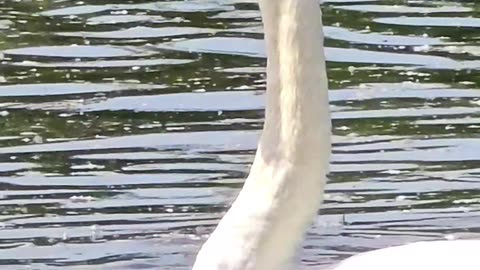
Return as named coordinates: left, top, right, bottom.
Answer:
left=333, top=240, right=480, bottom=270
left=192, top=0, right=480, bottom=269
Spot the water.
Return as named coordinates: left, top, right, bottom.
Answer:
left=0, top=0, right=479, bottom=269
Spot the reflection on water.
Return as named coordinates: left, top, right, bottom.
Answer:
left=0, top=0, right=479, bottom=269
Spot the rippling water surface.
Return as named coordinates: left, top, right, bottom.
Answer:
left=0, top=0, right=479, bottom=269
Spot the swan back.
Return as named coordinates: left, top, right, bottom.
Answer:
left=334, top=240, right=480, bottom=270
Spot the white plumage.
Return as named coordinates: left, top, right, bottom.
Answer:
left=192, top=0, right=480, bottom=269
left=333, top=240, right=480, bottom=270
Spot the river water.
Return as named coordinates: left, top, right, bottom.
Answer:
left=0, top=0, right=479, bottom=269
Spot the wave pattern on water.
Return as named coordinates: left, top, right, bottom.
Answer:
left=0, top=0, right=479, bottom=269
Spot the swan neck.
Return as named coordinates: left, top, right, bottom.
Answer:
left=192, top=1, right=331, bottom=269
left=258, top=0, right=330, bottom=164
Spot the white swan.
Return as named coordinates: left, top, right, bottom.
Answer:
left=192, top=0, right=480, bottom=269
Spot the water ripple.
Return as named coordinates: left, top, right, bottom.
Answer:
left=0, top=0, right=478, bottom=269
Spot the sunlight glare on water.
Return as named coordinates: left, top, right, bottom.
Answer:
left=0, top=0, right=479, bottom=269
